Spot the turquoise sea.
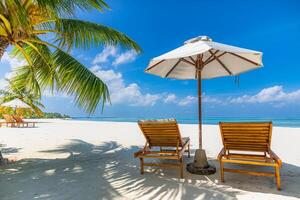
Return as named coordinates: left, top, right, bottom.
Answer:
left=72, top=117, right=300, bottom=128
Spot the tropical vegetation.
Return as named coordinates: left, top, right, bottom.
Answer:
left=0, top=79, right=44, bottom=115
left=0, top=0, right=140, bottom=114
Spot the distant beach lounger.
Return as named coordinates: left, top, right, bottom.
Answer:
left=218, top=122, right=282, bottom=190
left=13, top=115, right=36, bottom=128
left=0, top=114, right=36, bottom=128
left=1, top=114, right=17, bottom=127
left=134, top=119, right=190, bottom=178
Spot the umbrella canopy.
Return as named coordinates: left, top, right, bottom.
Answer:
left=1, top=99, right=31, bottom=109
left=145, top=36, right=263, bottom=149
left=146, top=36, right=263, bottom=79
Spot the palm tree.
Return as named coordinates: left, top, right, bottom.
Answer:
left=0, top=79, right=45, bottom=162
left=0, top=0, right=141, bottom=114
left=0, top=79, right=44, bottom=116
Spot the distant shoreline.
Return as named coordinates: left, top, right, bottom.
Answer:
left=70, top=117, right=300, bottom=128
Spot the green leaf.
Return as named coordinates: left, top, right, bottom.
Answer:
left=55, top=18, right=141, bottom=52
left=0, top=79, right=44, bottom=115
left=0, top=0, right=141, bottom=115
left=10, top=41, right=56, bottom=94
left=53, top=49, right=110, bottom=113
left=34, top=0, right=109, bottom=16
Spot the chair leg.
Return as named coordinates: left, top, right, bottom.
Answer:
left=275, top=165, right=281, bottom=190
left=219, top=160, right=224, bottom=182
left=179, top=157, right=184, bottom=178
left=187, top=143, right=190, bottom=158
left=140, top=158, right=144, bottom=175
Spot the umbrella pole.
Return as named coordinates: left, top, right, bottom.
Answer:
left=196, top=55, right=204, bottom=149
left=187, top=57, right=216, bottom=174
left=198, top=71, right=202, bottom=149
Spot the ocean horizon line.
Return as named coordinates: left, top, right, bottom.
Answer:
left=70, top=116, right=300, bottom=127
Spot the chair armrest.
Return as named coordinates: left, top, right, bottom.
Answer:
left=218, top=148, right=225, bottom=160
left=134, top=149, right=143, bottom=158
left=134, top=143, right=150, bottom=158
left=269, top=150, right=282, bottom=167
left=178, top=138, right=190, bottom=158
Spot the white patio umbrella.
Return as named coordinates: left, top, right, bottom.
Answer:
left=1, top=99, right=31, bottom=109
left=145, top=36, right=263, bottom=171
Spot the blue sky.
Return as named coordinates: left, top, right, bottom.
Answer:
left=1, top=0, right=300, bottom=119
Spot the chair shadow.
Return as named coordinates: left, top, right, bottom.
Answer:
left=0, top=140, right=238, bottom=200
left=206, top=159, right=300, bottom=199
left=181, top=148, right=300, bottom=199
left=0, top=140, right=298, bottom=200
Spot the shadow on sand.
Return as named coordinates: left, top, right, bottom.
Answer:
left=0, top=144, right=21, bottom=155
left=0, top=140, right=299, bottom=200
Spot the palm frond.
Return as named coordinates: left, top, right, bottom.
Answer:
left=0, top=0, right=141, bottom=115
left=34, top=0, right=109, bottom=16
left=3, top=0, right=30, bottom=31
left=0, top=79, right=44, bottom=115
left=55, top=19, right=141, bottom=52
left=10, top=40, right=57, bottom=92
left=9, top=65, right=42, bottom=98
left=53, top=49, right=110, bottom=113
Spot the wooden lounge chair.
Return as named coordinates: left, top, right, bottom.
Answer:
left=218, top=122, right=282, bottom=190
left=2, top=114, right=17, bottom=127
left=134, top=119, right=190, bottom=178
left=13, top=115, right=36, bottom=128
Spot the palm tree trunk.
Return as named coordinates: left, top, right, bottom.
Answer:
left=0, top=149, right=4, bottom=165
left=0, top=37, right=8, bottom=165
left=0, top=37, right=9, bottom=60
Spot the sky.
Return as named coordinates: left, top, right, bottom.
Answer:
left=1, top=0, right=300, bottom=119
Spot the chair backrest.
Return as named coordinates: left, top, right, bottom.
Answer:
left=13, top=115, right=24, bottom=123
left=3, top=114, right=15, bottom=123
left=219, top=122, right=272, bottom=153
left=138, top=119, right=183, bottom=147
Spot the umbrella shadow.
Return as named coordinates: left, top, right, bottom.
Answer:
left=0, top=140, right=239, bottom=200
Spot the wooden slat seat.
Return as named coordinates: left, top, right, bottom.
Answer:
left=1, top=114, right=36, bottom=128
left=2, top=114, right=17, bottom=127
left=13, top=115, right=36, bottom=128
left=218, top=122, right=282, bottom=190
left=134, top=119, right=190, bottom=178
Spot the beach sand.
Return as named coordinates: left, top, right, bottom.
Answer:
left=0, top=119, right=299, bottom=200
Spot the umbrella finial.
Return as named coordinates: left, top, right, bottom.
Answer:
left=184, top=36, right=212, bottom=44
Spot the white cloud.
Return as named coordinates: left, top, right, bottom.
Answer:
left=92, top=46, right=117, bottom=64
left=164, top=94, right=177, bottom=103
left=91, top=66, right=160, bottom=106
left=178, top=95, right=197, bottom=106
left=229, top=85, right=300, bottom=104
left=0, top=79, right=7, bottom=90
left=162, top=85, right=300, bottom=107
left=92, top=46, right=137, bottom=67
left=163, top=93, right=221, bottom=106
left=1, top=52, right=26, bottom=68
left=112, top=50, right=137, bottom=66
left=202, top=93, right=222, bottom=104
left=0, top=52, right=27, bottom=90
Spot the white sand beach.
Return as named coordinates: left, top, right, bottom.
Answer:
left=0, top=119, right=299, bottom=200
